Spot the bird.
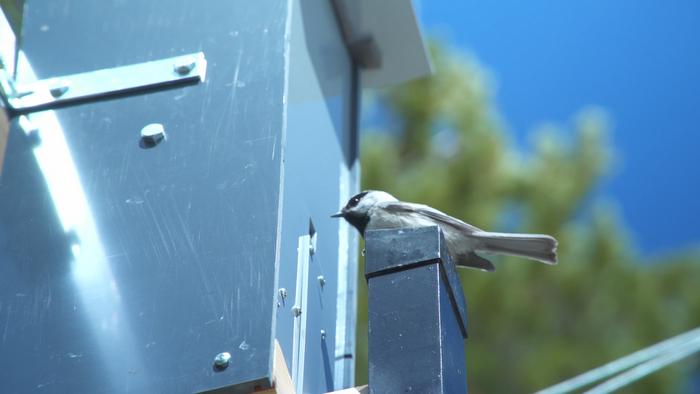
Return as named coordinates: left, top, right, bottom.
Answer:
left=331, top=190, right=558, bottom=272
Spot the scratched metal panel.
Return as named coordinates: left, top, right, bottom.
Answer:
left=0, top=0, right=288, bottom=392
left=273, top=0, right=359, bottom=393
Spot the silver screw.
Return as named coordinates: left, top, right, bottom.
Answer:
left=321, top=330, right=326, bottom=340
left=213, top=352, right=231, bottom=369
left=278, top=288, right=287, bottom=299
left=317, top=275, right=326, bottom=287
left=140, top=123, right=166, bottom=148
left=309, top=235, right=317, bottom=255
left=291, top=306, right=302, bottom=317
left=173, top=57, right=196, bottom=75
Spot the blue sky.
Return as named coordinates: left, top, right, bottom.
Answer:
left=413, top=0, right=700, bottom=256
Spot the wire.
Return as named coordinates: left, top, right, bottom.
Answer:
left=583, top=335, right=700, bottom=394
left=535, top=327, right=700, bottom=394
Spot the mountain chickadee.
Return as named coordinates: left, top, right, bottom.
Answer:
left=332, top=190, right=557, bottom=272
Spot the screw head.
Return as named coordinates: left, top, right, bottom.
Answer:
left=48, top=79, right=70, bottom=98
left=317, top=275, right=326, bottom=287
left=309, top=235, right=317, bottom=255
left=140, top=123, right=166, bottom=149
left=321, top=330, right=326, bottom=340
left=173, top=57, right=197, bottom=75
left=291, top=306, right=302, bottom=317
left=278, top=288, right=287, bottom=299
left=213, top=352, right=231, bottom=370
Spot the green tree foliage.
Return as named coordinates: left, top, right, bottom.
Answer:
left=0, top=0, right=23, bottom=40
left=357, top=44, right=700, bottom=393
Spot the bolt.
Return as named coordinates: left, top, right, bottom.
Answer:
left=173, top=57, right=196, bottom=75
left=213, top=352, right=231, bottom=370
left=48, top=79, right=70, bottom=98
left=317, top=275, right=326, bottom=287
left=140, top=123, right=166, bottom=149
left=309, top=235, right=317, bottom=255
left=278, top=288, right=287, bottom=299
left=291, top=306, right=302, bottom=317
left=321, top=330, right=326, bottom=340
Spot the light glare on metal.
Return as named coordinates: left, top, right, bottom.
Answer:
left=140, top=123, right=166, bottom=148
left=213, top=352, right=231, bottom=369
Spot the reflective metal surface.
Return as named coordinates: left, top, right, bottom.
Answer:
left=4, top=52, right=207, bottom=113
left=364, top=226, right=468, bottom=338
left=274, top=0, right=360, bottom=392
left=0, top=0, right=290, bottom=392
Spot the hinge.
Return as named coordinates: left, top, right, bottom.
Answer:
left=0, top=52, right=207, bottom=115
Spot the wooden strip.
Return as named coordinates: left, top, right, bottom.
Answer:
left=255, top=340, right=295, bottom=394
left=0, top=109, right=9, bottom=176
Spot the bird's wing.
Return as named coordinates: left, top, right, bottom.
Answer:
left=381, top=202, right=482, bottom=234
left=382, top=202, right=494, bottom=271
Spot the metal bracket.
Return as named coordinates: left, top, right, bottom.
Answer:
left=0, top=52, right=207, bottom=115
left=291, top=234, right=312, bottom=394
left=331, top=0, right=382, bottom=69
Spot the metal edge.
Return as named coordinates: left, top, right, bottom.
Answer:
left=363, top=226, right=443, bottom=277
left=364, top=226, right=468, bottom=337
left=435, top=229, right=469, bottom=338
left=267, top=0, right=295, bottom=390
left=5, top=52, right=207, bottom=114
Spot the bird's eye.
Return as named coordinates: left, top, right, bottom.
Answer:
left=349, top=197, right=360, bottom=207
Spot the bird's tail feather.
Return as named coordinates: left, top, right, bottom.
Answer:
left=471, top=231, right=558, bottom=264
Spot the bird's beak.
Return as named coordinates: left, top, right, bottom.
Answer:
left=330, top=211, right=344, bottom=218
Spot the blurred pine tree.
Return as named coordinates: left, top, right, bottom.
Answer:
left=356, top=43, right=700, bottom=393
